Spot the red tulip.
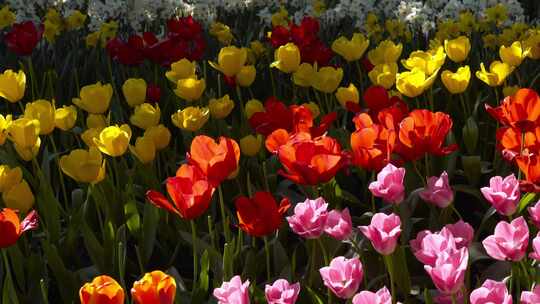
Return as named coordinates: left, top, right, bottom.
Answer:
left=188, top=135, right=240, bottom=185
left=146, top=83, right=161, bottom=103
left=167, top=16, right=202, bottom=40
left=486, top=88, right=540, bottom=131
left=0, top=208, right=38, bottom=248
left=235, top=191, right=290, bottom=237
left=516, top=153, right=540, bottom=192
left=5, top=21, right=43, bottom=56
left=106, top=35, right=145, bottom=66
left=350, top=113, right=396, bottom=171
left=364, top=86, right=408, bottom=119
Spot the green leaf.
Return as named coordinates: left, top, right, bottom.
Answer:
left=424, top=288, right=434, bottom=304
left=305, top=286, right=324, bottom=304
left=81, top=222, right=106, bottom=271
left=192, top=250, right=210, bottom=303
left=141, top=204, right=159, bottom=264
left=393, top=247, right=411, bottom=295
left=42, top=242, right=78, bottom=303
left=124, top=199, right=141, bottom=236
left=222, top=243, right=234, bottom=281
left=518, top=192, right=537, bottom=214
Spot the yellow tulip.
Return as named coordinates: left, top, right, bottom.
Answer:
left=523, top=32, right=540, bottom=59
left=236, top=65, right=256, bottom=87
left=174, top=78, right=206, bottom=102
left=54, top=105, right=77, bottom=131
left=210, top=46, right=247, bottom=77
left=2, top=180, right=34, bottom=213
left=144, top=124, right=171, bottom=151
left=302, top=102, right=320, bottom=118
left=0, top=6, right=16, bottom=30
left=130, top=103, right=160, bottom=130
left=293, top=63, right=315, bottom=87
left=312, top=66, right=344, bottom=93
left=122, top=78, right=147, bottom=107
left=13, top=137, right=41, bottom=161
left=475, top=61, right=514, bottom=87
left=93, top=124, right=132, bottom=157
left=209, top=95, right=235, bottom=119
left=335, top=83, right=360, bottom=108
left=171, top=107, right=209, bottom=131
left=59, top=146, right=106, bottom=183
left=441, top=66, right=471, bottom=94
left=245, top=99, right=264, bottom=119
left=87, top=114, right=107, bottom=129
left=499, top=41, right=530, bottom=67
left=444, top=36, right=471, bottom=63
left=396, top=68, right=439, bottom=98
left=0, top=69, right=26, bottom=103
left=24, top=100, right=55, bottom=135
left=166, top=59, right=196, bottom=83
left=368, top=63, right=398, bottom=89
left=401, top=47, right=446, bottom=75
left=270, top=43, right=301, bottom=73
left=81, top=128, right=102, bottom=148
left=0, top=114, right=12, bottom=145
left=8, top=117, right=40, bottom=149
left=73, top=82, right=113, bottom=114
left=66, top=10, right=86, bottom=30
left=367, top=40, right=403, bottom=65
left=331, top=33, right=370, bottom=62
left=129, top=136, right=156, bottom=164
left=0, top=165, right=22, bottom=193
left=209, top=22, right=233, bottom=45
left=503, top=85, right=520, bottom=97
left=240, top=134, right=263, bottom=157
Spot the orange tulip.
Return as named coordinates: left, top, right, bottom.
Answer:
left=131, top=271, right=176, bottom=304
left=188, top=135, right=240, bottom=185
left=79, top=275, right=125, bottom=304
left=496, top=126, right=540, bottom=160
left=350, top=113, right=396, bottom=171
left=486, top=88, right=540, bottom=131
left=516, top=153, right=540, bottom=192
left=0, top=208, right=38, bottom=248
left=235, top=191, right=290, bottom=237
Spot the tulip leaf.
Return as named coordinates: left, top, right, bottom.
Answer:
left=42, top=242, right=78, bottom=303
left=81, top=222, right=106, bottom=271
left=2, top=268, right=19, bottom=304
left=304, top=286, right=324, bottom=304
left=141, top=203, right=159, bottom=264
left=393, top=247, right=411, bottom=295
left=518, top=192, right=537, bottom=214
left=124, top=199, right=141, bottom=236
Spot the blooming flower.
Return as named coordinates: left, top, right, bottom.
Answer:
left=368, top=163, right=406, bottom=204
left=213, top=275, right=250, bottom=304
left=480, top=174, right=520, bottom=216
left=235, top=191, right=290, bottom=237
left=419, top=171, right=454, bottom=208
left=482, top=216, right=529, bottom=261
left=265, top=279, right=300, bottom=304
left=359, top=212, right=401, bottom=255
left=287, top=197, right=328, bottom=239
left=319, top=256, right=363, bottom=299
left=469, top=279, right=512, bottom=304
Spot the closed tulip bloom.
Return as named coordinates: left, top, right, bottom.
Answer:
left=211, top=46, right=248, bottom=77
left=352, top=286, right=392, bottom=304
left=130, top=103, right=160, bottom=130
left=60, top=147, right=106, bottom=183
left=410, top=229, right=458, bottom=266
left=73, top=82, right=113, bottom=114
left=244, top=99, right=264, bottom=119
left=3, top=180, right=34, bottom=213
left=144, top=124, right=171, bottom=151
left=528, top=200, right=540, bottom=228
left=480, top=174, right=520, bottom=216
left=499, top=41, right=529, bottom=67
left=188, top=135, right=240, bottom=185
left=359, top=212, right=401, bottom=255
left=236, top=65, right=256, bottom=87
left=130, top=136, right=156, bottom=164
left=469, top=280, right=512, bottom=304
left=444, top=36, right=471, bottom=63
left=441, top=66, right=471, bottom=94
left=171, top=106, right=209, bottom=132
left=213, top=275, right=250, bottom=304
left=80, top=275, right=125, bottom=304
left=292, top=63, right=315, bottom=87
left=368, top=163, right=405, bottom=204
left=265, top=279, right=300, bottom=304
left=24, top=99, right=55, bottom=134
left=419, top=171, right=454, bottom=208
left=271, top=43, right=301, bottom=73
left=131, top=270, right=176, bottom=304
left=521, top=286, right=540, bottom=304
left=166, top=58, right=196, bottom=83
left=444, top=221, right=474, bottom=249
left=0, top=165, right=23, bottom=193
left=313, top=66, right=344, bottom=93
left=122, top=78, right=147, bottom=107
left=424, top=247, right=468, bottom=295
left=368, top=63, right=398, bottom=89
left=476, top=61, right=514, bottom=87
left=94, top=124, right=132, bottom=157
left=324, top=208, right=353, bottom=240
left=368, top=40, right=403, bottom=65
left=287, top=197, right=329, bottom=238
left=174, top=77, right=206, bottom=102
left=0, top=208, right=38, bottom=248
left=332, top=33, right=369, bottom=62
left=239, top=134, right=262, bottom=156
left=13, top=136, right=41, bottom=161
left=54, top=105, right=77, bottom=131
left=319, top=256, right=363, bottom=299
left=0, top=114, right=12, bottom=145
left=8, top=118, right=40, bottom=160
left=396, top=68, right=438, bottom=98
left=529, top=232, right=540, bottom=260
left=482, top=216, right=529, bottom=261
left=209, top=95, right=235, bottom=119
left=335, top=83, right=359, bottom=109
left=0, top=69, right=25, bottom=103
left=235, top=191, right=290, bottom=237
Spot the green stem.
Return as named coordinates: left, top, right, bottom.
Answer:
left=218, top=186, right=231, bottom=242
left=48, top=135, right=69, bottom=208
left=317, top=238, right=329, bottom=265
left=264, top=236, right=271, bottom=282
left=191, top=220, right=198, bottom=285
left=2, top=249, right=20, bottom=304
left=384, top=254, right=396, bottom=304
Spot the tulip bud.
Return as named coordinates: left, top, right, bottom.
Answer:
left=73, top=82, right=113, bottom=114
left=0, top=114, right=12, bottom=145
left=165, top=58, right=196, bottom=83
left=93, top=124, right=132, bottom=157
left=171, top=107, right=209, bottom=132
left=236, top=65, right=256, bottom=87
left=59, top=146, right=106, bottom=183
left=54, top=105, right=77, bottom=131
left=0, top=69, right=26, bottom=103
left=131, top=271, right=176, bottom=304
left=271, top=42, right=301, bottom=73
left=209, top=95, right=234, bottom=119
left=130, top=103, right=160, bottom=130
left=335, top=83, right=359, bottom=108
left=240, top=134, right=263, bottom=156
left=0, top=165, right=23, bottom=193
left=174, top=77, right=206, bottom=102
left=8, top=117, right=40, bottom=149
left=121, top=78, right=147, bottom=107
left=462, top=117, right=478, bottom=154
left=211, top=46, right=248, bottom=77
left=144, top=124, right=171, bottom=151
left=80, top=275, right=125, bottom=304
left=3, top=180, right=34, bottom=213
left=24, top=99, right=55, bottom=135
left=130, top=136, right=156, bottom=164
left=444, top=36, right=471, bottom=63
left=244, top=99, right=264, bottom=119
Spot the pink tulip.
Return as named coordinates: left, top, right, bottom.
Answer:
left=324, top=208, right=353, bottom=240
left=359, top=213, right=401, bottom=255
left=410, top=229, right=457, bottom=266
left=419, top=171, right=454, bottom=208
left=424, top=247, right=468, bottom=295
left=521, top=285, right=540, bottom=304
left=213, top=275, right=250, bottom=304
left=529, top=232, right=540, bottom=260
left=265, top=279, right=300, bottom=304
left=528, top=200, right=540, bottom=228
left=444, top=220, right=474, bottom=248
left=480, top=174, right=520, bottom=216
left=369, top=163, right=406, bottom=204
left=352, top=286, right=393, bottom=304
left=434, top=290, right=465, bottom=304
left=319, top=256, right=363, bottom=299
left=286, top=197, right=328, bottom=238
left=469, top=279, right=512, bottom=304
left=482, top=216, right=529, bottom=261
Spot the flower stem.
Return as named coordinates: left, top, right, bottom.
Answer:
left=384, top=254, right=396, bottom=304
left=48, top=135, right=69, bottom=208
left=191, top=220, right=198, bottom=285
left=264, top=236, right=271, bottom=282
left=218, top=185, right=231, bottom=242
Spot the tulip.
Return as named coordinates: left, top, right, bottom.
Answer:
left=131, top=270, right=176, bottom=304
left=8, top=117, right=40, bottom=161
left=335, top=83, right=359, bottom=109
left=2, top=180, right=34, bottom=213
left=236, top=65, right=256, bottom=87
left=469, top=280, right=512, bottom=304
left=444, top=221, right=474, bottom=249
left=0, top=69, right=26, bottom=103
left=286, top=197, right=328, bottom=238
left=475, top=61, right=514, bottom=87
left=410, top=229, right=458, bottom=266
left=0, top=208, right=38, bottom=248
left=324, top=208, right=353, bottom=240
left=528, top=200, right=540, bottom=228
left=79, top=275, right=125, bottom=304
left=60, top=147, right=106, bottom=183
left=93, top=124, right=132, bottom=157
left=480, top=174, right=520, bottom=216
left=303, top=102, right=320, bottom=118
left=54, top=105, right=77, bottom=131
left=213, top=275, right=250, bottom=304
left=210, top=46, right=248, bottom=77
left=292, top=63, right=315, bottom=87
left=235, top=191, right=290, bottom=237
left=441, top=66, right=471, bottom=94
left=516, top=153, right=540, bottom=192
left=239, top=134, right=262, bottom=157
left=0, top=114, right=12, bottom=145
left=368, top=63, right=398, bottom=89
left=368, top=40, right=403, bottom=65
left=319, top=256, right=363, bottom=299
left=499, top=41, right=529, bottom=67
left=486, top=88, right=540, bottom=131
left=419, top=171, right=454, bottom=208
left=24, top=99, right=55, bottom=135
left=530, top=232, right=540, bottom=261
left=174, top=77, right=206, bottom=102
left=81, top=128, right=102, bottom=148
left=73, top=82, right=113, bottom=114
left=144, top=124, right=171, bottom=151
left=165, top=58, right=196, bottom=83
left=122, top=78, right=147, bottom=107
left=332, top=33, right=370, bottom=62
left=265, top=279, right=300, bottom=304
left=359, top=212, right=401, bottom=255
left=188, top=135, right=240, bottom=185
left=171, top=106, right=209, bottom=132
left=5, top=21, right=42, bottom=56
left=352, top=286, right=392, bottom=304
left=424, top=247, right=468, bottom=295
left=0, top=165, right=22, bottom=193
left=130, top=136, right=156, bottom=164
left=244, top=99, right=264, bottom=119
left=146, top=83, right=161, bottom=103
left=444, top=36, right=471, bottom=63
left=271, top=43, right=301, bottom=73
left=401, top=47, right=446, bottom=75
left=482, top=216, right=529, bottom=261
left=209, top=95, right=235, bottom=119
left=0, top=6, right=15, bottom=30
left=209, top=22, right=233, bottom=45
left=396, top=68, right=438, bottom=98
left=368, top=163, right=405, bottom=204
left=130, top=103, right=161, bottom=130
left=313, top=66, right=344, bottom=93
left=521, top=286, right=540, bottom=304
